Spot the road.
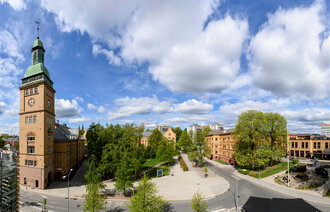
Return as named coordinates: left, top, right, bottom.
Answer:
left=20, top=161, right=330, bottom=212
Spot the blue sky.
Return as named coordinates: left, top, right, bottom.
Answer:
left=0, top=0, right=329, bottom=135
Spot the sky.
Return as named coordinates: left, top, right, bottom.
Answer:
left=0, top=0, right=329, bottom=135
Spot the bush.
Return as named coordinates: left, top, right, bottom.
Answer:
left=292, top=158, right=299, bottom=164
left=315, top=166, right=329, bottom=178
left=179, top=155, right=189, bottom=172
left=238, top=168, right=250, bottom=175
left=297, top=183, right=321, bottom=190
left=289, top=165, right=306, bottom=173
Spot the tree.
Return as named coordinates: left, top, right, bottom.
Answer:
left=115, top=152, right=134, bottom=192
left=203, top=166, right=208, bottom=178
left=148, top=129, right=164, bottom=157
left=191, top=191, right=208, bottom=212
left=233, top=110, right=287, bottom=168
left=177, top=129, right=192, bottom=152
left=128, top=174, right=168, bottom=212
left=172, top=127, right=182, bottom=142
left=188, top=130, right=210, bottom=165
left=84, top=156, right=106, bottom=212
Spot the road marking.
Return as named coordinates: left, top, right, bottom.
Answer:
left=210, top=209, right=226, bottom=212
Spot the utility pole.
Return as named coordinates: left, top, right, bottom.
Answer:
left=287, top=126, right=290, bottom=187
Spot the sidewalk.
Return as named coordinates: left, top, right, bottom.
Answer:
left=205, top=158, right=330, bottom=206
left=21, top=154, right=230, bottom=201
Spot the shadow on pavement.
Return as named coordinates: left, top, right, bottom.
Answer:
left=243, top=196, right=321, bottom=212
left=106, top=206, right=127, bottom=212
left=163, top=203, right=176, bottom=212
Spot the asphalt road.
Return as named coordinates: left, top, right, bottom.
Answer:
left=20, top=162, right=330, bottom=212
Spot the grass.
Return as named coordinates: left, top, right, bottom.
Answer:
left=146, top=166, right=170, bottom=178
left=217, top=159, right=228, bottom=165
left=248, top=162, right=293, bottom=179
left=297, top=183, right=321, bottom=190
left=325, top=189, right=330, bottom=197
left=143, top=158, right=162, bottom=168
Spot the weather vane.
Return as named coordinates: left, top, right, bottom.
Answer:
left=35, top=21, right=40, bottom=39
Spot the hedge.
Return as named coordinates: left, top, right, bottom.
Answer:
left=289, top=165, right=306, bottom=173
left=179, top=155, right=189, bottom=171
left=238, top=168, right=250, bottom=175
left=315, top=166, right=329, bottom=178
left=292, top=158, right=299, bottom=164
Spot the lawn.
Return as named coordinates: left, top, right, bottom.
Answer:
left=143, top=158, right=162, bottom=168
left=146, top=166, right=170, bottom=178
left=217, top=159, right=228, bottom=165
left=248, top=162, right=293, bottom=178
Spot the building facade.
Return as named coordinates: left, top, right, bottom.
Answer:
left=19, top=37, right=85, bottom=189
left=141, top=126, right=176, bottom=147
left=288, top=134, right=330, bottom=160
left=19, top=38, right=55, bottom=189
left=321, top=124, right=330, bottom=137
left=187, top=124, right=203, bottom=135
left=205, top=130, right=236, bottom=163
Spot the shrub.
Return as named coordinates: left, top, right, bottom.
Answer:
left=238, top=168, right=250, bottom=175
left=297, top=183, right=321, bottom=190
left=292, top=158, right=299, bottom=164
left=289, top=165, right=306, bottom=173
left=179, top=155, right=189, bottom=172
left=315, top=166, right=329, bottom=178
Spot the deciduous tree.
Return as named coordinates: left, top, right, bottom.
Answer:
left=191, top=191, right=208, bottom=212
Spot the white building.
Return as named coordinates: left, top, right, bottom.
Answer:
left=321, top=124, right=330, bottom=137
left=187, top=124, right=203, bottom=134
left=210, top=123, right=224, bottom=131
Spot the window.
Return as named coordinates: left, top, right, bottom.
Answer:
left=48, top=134, right=51, bottom=141
left=30, top=89, right=33, bottom=95
left=27, top=135, right=35, bottom=142
left=326, top=143, right=329, bottom=149
left=314, top=142, right=316, bottom=148
left=290, top=150, right=294, bottom=156
left=29, top=116, right=32, bottom=124
left=34, top=161, right=37, bottom=166
left=48, top=147, right=52, bottom=153
left=317, top=142, right=320, bottom=149
left=27, top=160, right=34, bottom=166
left=215, top=151, right=217, bottom=154
left=302, top=142, right=304, bottom=148
left=33, top=116, right=37, bottom=123
left=25, top=117, right=28, bottom=124
left=215, top=138, right=218, bottom=141
left=26, top=90, right=29, bottom=96
left=25, top=160, right=28, bottom=166
left=300, top=151, right=304, bottom=158
left=306, top=142, right=308, bottom=148
left=24, top=178, right=27, bottom=185
left=35, top=88, right=38, bottom=94
left=295, top=142, right=297, bottom=148
left=28, top=146, right=35, bottom=154
left=291, top=142, right=294, bottom=148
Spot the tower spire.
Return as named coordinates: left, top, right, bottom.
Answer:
left=35, top=21, right=40, bottom=39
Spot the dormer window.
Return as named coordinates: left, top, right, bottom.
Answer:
left=30, top=89, right=34, bottom=95
left=35, top=88, right=38, bottom=93
left=26, top=90, right=29, bottom=96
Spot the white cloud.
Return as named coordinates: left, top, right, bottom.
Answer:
left=41, top=0, right=248, bottom=93
left=92, top=44, right=121, bottom=66
left=68, top=117, right=90, bottom=123
left=87, top=103, right=97, bottom=110
left=220, top=100, right=271, bottom=117
left=4, top=108, right=18, bottom=117
left=0, top=0, right=26, bottom=10
left=97, top=106, right=107, bottom=113
left=174, top=99, right=213, bottom=114
left=74, top=96, right=84, bottom=103
left=0, top=102, right=6, bottom=115
left=55, top=99, right=82, bottom=118
left=248, top=0, right=329, bottom=99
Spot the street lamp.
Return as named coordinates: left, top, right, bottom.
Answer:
left=68, top=168, right=73, bottom=212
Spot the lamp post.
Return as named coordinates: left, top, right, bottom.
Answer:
left=287, top=126, right=290, bottom=187
left=68, top=168, right=73, bottom=212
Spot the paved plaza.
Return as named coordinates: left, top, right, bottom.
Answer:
left=21, top=154, right=229, bottom=201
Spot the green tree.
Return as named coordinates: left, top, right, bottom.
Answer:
left=84, top=156, right=106, bottom=212
left=156, top=139, right=176, bottom=164
left=115, top=152, right=134, bottom=192
left=177, top=129, right=192, bottom=152
left=189, top=130, right=210, bottom=165
left=128, top=174, right=168, bottom=212
left=203, top=166, right=208, bottom=178
left=148, top=129, right=163, bottom=150
left=172, top=127, right=182, bottom=142
left=233, top=110, right=287, bottom=168
left=191, top=191, right=208, bottom=212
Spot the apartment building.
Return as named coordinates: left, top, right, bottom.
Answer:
left=321, top=124, right=330, bottom=137
left=187, top=124, right=203, bottom=135
left=288, top=134, right=330, bottom=160
left=205, top=130, right=236, bottom=163
left=141, top=126, right=176, bottom=147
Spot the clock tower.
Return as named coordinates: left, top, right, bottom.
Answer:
left=19, top=37, right=55, bottom=189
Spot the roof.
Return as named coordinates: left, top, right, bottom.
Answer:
left=33, top=39, right=43, bottom=48
left=142, top=132, right=152, bottom=137
left=2, top=137, right=19, bottom=142
left=24, top=63, right=50, bottom=79
left=205, top=129, right=232, bottom=136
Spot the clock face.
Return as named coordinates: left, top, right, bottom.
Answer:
left=28, top=98, right=35, bottom=106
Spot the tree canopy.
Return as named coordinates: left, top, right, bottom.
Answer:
left=233, top=110, right=287, bottom=168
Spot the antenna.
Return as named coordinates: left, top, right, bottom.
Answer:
left=35, top=21, right=40, bottom=39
